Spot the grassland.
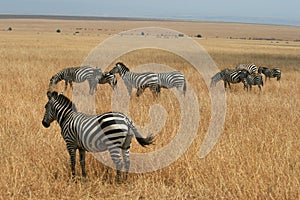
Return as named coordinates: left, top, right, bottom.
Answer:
left=0, top=18, right=299, bottom=199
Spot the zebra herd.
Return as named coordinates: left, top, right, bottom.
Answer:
left=42, top=62, right=186, bottom=183
left=211, top=63, right=281, bottom=91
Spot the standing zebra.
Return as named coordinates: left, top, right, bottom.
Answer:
left=109, top=62, right=159, bottom=97
left=157, top=71, right=187, bottom=96
left=49, top=66, right=116, bottom=95
left=242, top=74, right=264, bottom=91
left=258, top=67, right=281, bottom=81
left=211, top=69, right=249, bottom=90
left=42, top=91, right=153, bottom=183
left=236, top=63, right=257, bottom=74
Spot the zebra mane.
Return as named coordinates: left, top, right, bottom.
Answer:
left=55, top=92, right=78, bottom=112
left=116, top=62, right=129, bottom=71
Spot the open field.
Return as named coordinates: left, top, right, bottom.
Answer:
left=0, top=19, right=299, bottom=199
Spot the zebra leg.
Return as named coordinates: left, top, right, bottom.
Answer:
left=136, top=87, right=145, bottom=97
left=258, top=85, right=262, bottom=91
left=79, top=149, right=86, bottom=178
left=108, top=148, right=123, bottom=183
left=88, top=79, right=97, bottom=95
left=64, top=80, right=68, bottom=91
left=126, top=84, right=133, bottom=96
left=223, top=81, right=227, bottom=90
left=70, top=81, right=73, bottom=90
left=227, top=82, right=231, bottom=90
left=67, top=146, right=77, bottom=179
left=150, top=85, right=159, bottom=97
left=122, top=148, right=130, bottom=180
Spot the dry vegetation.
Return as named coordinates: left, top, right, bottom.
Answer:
left=0, top=19, right=299, bottom=199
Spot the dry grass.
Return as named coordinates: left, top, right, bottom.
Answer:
left=0, top=19, right=299, bottom=199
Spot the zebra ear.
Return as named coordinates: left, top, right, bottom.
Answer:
left=47, top=91, right=58, bottom=100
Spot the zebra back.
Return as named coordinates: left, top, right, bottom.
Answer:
left=49, top=67, right=78, bottom=88
left=236, top=64, right=257, bottom=74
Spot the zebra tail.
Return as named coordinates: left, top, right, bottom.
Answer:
left=126, top=118, right=154, bottom=147
left=183, top=78, right=187, bottom=96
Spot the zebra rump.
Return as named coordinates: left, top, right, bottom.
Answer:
left=42, top=91, right=153, bottom=182
left=157, top=71, right=187, bottom=96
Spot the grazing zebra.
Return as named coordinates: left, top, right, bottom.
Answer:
left=211, top=69, right=249, bottom=89
left=109, top=62, right=159, bottom=97
left=242, top=74, right=264, bottom=91
left=42, top=91, right=153, bottom=183
left=236, top=63, right=257, bottom=74
left=98, top=72, right=118, bottom=90
left=157, top=71, right=187, bottom=96
left=49, top=66, right=103, bottom=95
left=258, top=67, right=281, bottom=81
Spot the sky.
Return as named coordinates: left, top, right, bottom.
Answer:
left=1, top=0, right=300, bottom=26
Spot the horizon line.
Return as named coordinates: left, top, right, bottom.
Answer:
left=0, top=14, right=299, bottom=27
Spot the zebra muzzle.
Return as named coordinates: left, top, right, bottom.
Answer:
left=42, top=121, right=50, bottom=128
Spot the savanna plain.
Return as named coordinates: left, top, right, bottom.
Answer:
left=0, top=18, right=299, bottom=199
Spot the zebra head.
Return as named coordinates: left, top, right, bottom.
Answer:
left=42, top=91, right=58, bottom=128
left=239, top=69, right=250, bottom=80
left=104, top=72, right=118, bottom=89
left=42, top=91, right=76, bottom=128
left=49, top=75, right=58, bottom=88
left=109, top=62, right=129, bottom=76
left=258, top=67, right=268, bottom=74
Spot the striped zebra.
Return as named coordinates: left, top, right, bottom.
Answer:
left=109, top=62, right=159, bottom=97
left=49, top=66, right=101, bottom=95
left=211, top=69, right=249, bottom=89
left=157, top=71, right=187, bottom=96
left=42, top=91, right=153, bottom=183
left=258, top=67, right=281, bottom=81
left=98, top=72, right=118, bottom=90
left=242, top=74, right=264, bottom=91
left=236, top=64, right=257, bottom=74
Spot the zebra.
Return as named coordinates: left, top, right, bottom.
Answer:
left=236, top=63, right=257, bottom=74
left=242, top=74, right=264, bottom=91
left=157, top=71, right=187, bottom=96
left=42, top=91, right=153, bottom=183
left=258, top=67, right=281, bottom=81
left=109, top=62, right=159, bottom=97
left=49, top=66, right=102, bottom=95
left=98, top=72, right=118, bottom=90
left=210, top=69, right=249, bottom=90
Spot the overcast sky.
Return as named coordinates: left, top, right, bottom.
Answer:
left=1, top=0, right=299, bottom=25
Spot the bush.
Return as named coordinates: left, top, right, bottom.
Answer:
left=7, top=27, right=12, bottom=31
left=56, top=29, right=61, bottom=33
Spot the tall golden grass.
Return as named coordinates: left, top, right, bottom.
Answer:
left=0, top=19, right=299, bottom=199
